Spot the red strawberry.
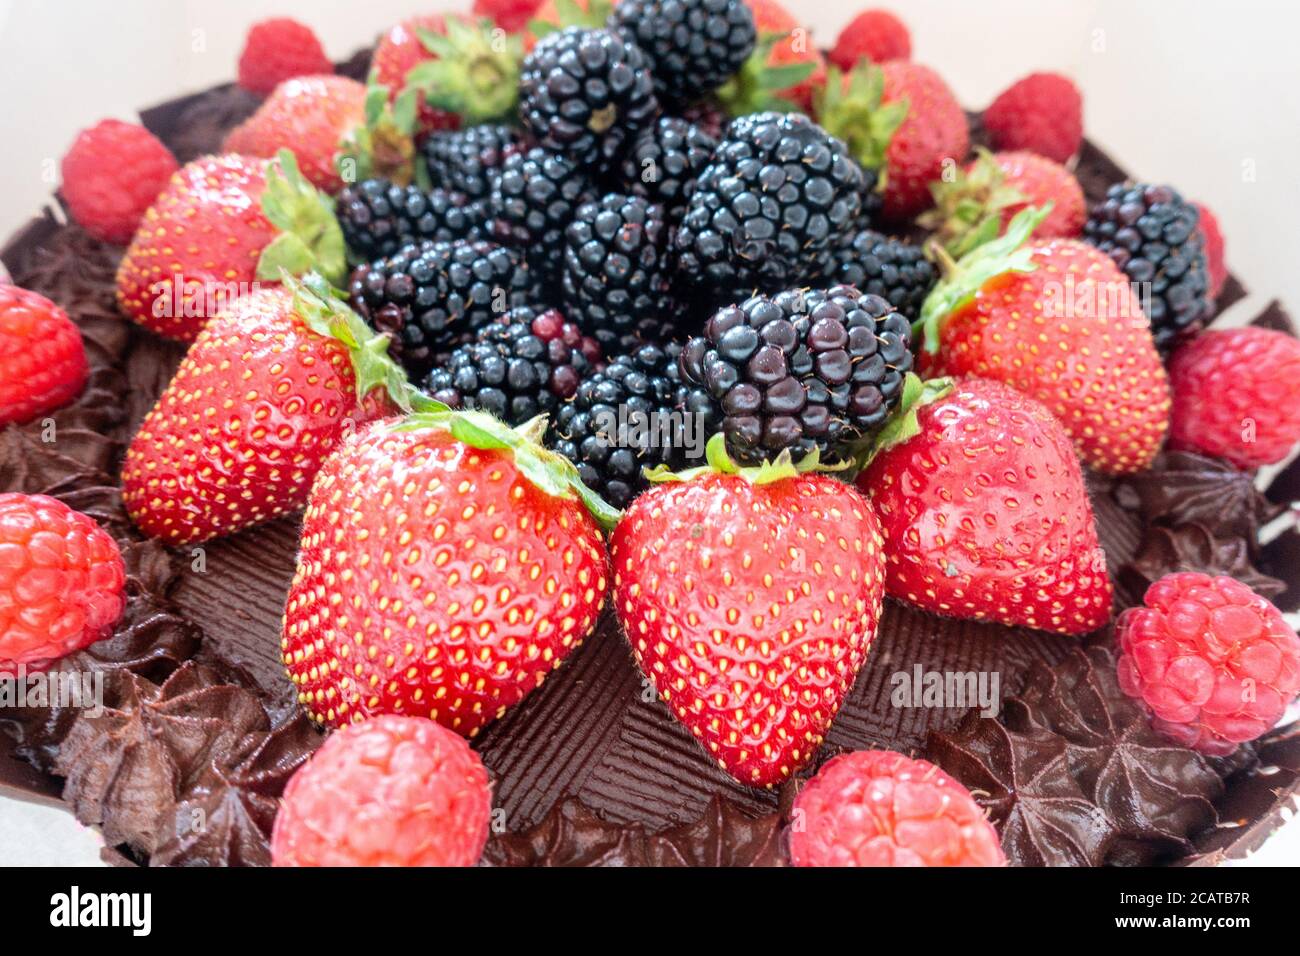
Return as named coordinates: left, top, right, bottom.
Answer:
left=859, top=376, right=1113, bottom=635
left=921, top=148, right=1085, bottom=258
left=474, top=0, right=545, bottom=33
left=816, top=60, right=969, bottom=221
left=0, top=286, right=88, bottom=426
left=115, top=151, right=344, bottom=341
left=402, top=16, right=524, bottom=126
left=223, top=75, right=369, bottom=193
left=983, top=72, right=1083, bottom=164
left=373, top=15, right=493, bottom=137
left=237, top=17, right=333, bottom=95
left=828, top=9, right=911, bottom=70
left=281, top=411, right=613, bottom=736
left=610, top=444, right=886, bottom=787
left=1194, top=201, right=1227, bottom=300
left=917, top=208, right=1170, bottom=475
left=122, top=275, right=407, bottom=546
left=719, top=0, right=826, bottom=115
left=60, top=120, right=178, bottom=244
left=524, top=0, right=617, bottom=52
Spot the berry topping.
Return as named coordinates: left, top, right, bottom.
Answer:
left=60, top=120, right=179, bottom=245
left=271, top=715, right=492, bottom=867
left=1116, top=573, right=1300, bottom=755
left=236, top=17, right=333, bottom=95
left=0, top=286, right=88, bottom=426
left=983, top=71, right=1083, bottom=164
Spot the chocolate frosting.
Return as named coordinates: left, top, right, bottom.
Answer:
left=1121, top=522, right=1286, bottom=601
left=1114, top=450, right=1281, bottom=543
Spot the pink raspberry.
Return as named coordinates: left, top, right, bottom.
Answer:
left=60, top=120, right=178, bottom=244
left=789, top=750, right=1006, bottom=867
left=1117, top=573, right=1300, bottom=755
left=271, top=715, right=492, bottom=867
left=237, top=17, right=333, bottom=95
left=983, top=72, right=1083, bottom=163
left=829, top=9, right=912, bottom=70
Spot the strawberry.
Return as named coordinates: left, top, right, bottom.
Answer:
left=371, top=15, right=462, bottom=137
left=609, top=440, right=886, bottom=787
left=402, top=16, right=523, bottom=126
left=916, top=208, right=1170, bottom=475
left=718, top=0, right=826, bottom=115
left=816, top=60, right=969, bottom=221
left=920, top=148, right=1085, bottom=258
left=115, top=150, right=345, bottom=341
left=524, top=0, right=617, bottom=52
left=828, top=9, right=911, bottom=70
left=858, top=376, right=1113, bottom=635
left=0, top=285, right=88, bottom=425
left=122, top=274, right=410, bottom=546
left=281, top=410, right=614, bottom=736
left=474, top=0, right=545, bottom=32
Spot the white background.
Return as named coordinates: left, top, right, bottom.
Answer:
left=0, top=0, right=1297, bottom=865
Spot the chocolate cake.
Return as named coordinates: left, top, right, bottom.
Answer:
left=2, top=49, right=1299, bottom=868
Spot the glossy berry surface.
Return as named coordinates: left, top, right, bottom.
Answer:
left=617, top=115, right=717, bottom=224
left=271, top=715, right=491, bottom=867
left=282, top=418, right=609, bottom=735
left=336, top=179, right=487, bottom=260
left=790, top=750, right=1005, bottom=867
left=0, top=493, right=126, bottom=675
left=810, top=230, right=935, bottom=317
left=611, top=472, right=886, bottom=786
left=1167, top=327, right=1300, bottom=469
left=489, top=145, right=597, bottom=282
left=423, top=124, right=525, bottom=202
left=0, top=286, right=88, bottom=426
left=237, top=17, right=333, bottom=95
left=860, top=377, right=1113, bottom=636
left=610, top=0, right=757, bottom=103
left=60, top=120, right=179, bottom=245
left=1116, top=573, right=1300, bottom=755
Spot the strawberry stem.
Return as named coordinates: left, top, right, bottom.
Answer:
left=646, top=434, right=852, bottom=486
left=256, top=150, right=346, bottom=287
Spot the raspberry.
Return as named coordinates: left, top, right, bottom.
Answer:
left=0, top=286, right=88, bottom=426
left=271, top=716, right=492, bottom=867
left=0, top=494, right=126, bottom=676
left=1116, top=573, right=1300, bottom=755
left=790, top=750, right=1005, bottom=867
left=983, top=72, right=1083, bottom=164
left=60, top=120, right=179, bottom=244
left=1195, top=201, right=1228, bottom=299
left=237, top=18, right=333, bottom=95
left=473, top=0, right=546, bottom=32
left=828, top=9, right=911, bottom=70
left=1167, top=327, right=1300, bottom=469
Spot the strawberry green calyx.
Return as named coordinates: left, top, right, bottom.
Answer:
left=918, top=147, right=1031, bottom=259
left=856, top=373, right=954, bottom=468
left=408, top=18, right=521, bottom=125
left=716, top=33, right=817, bottom=115
left=646, top=434, right=852, bottom=487
left=284, top=271, right=426, bottom=413
left=529, top=0, right=614, bottom=40
left=813, top=62, right=908, bottom=172
left=395, top=409, right=622, bottom=530
left=915, top=204, right=1052, bottom=354
left=336, top=83, right=419, bottom=187
left=256, top=150, right=347, bottom=287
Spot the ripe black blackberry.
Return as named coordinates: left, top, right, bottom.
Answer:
left=422, top=124, right=525, bottom=202
left=812, top=230, right=935, bottom=318
left=562, top=193, right=677, bottom=350
left=609, top=0, right=756, bottom=103
left=678, top=285, right=914, bottom=464
left=518, top=27, right=659, bottom=170
left=347, top=239, right=537, bottom=379
left=336, top=179, right=487, bottom=259
left=424, top=307, right=602, bottom=425
left=616, top=116, right=717, bottom=224
left=490, top=146, right=596, bottom=283
left=552, top=342, right=717, bottom=507
left=674, top=112, right=867, bottom=304
left=1084, top=182, right=1212, bottom=351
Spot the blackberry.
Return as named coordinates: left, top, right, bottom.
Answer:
left=552, top=342, right=717, bottom=507
left=562, top=193, right=677, bottom=349
left=812, top=230, right=936, bottom=318
left=680, top=98, right=726, bottom=139
left=336, top=179, right=487, bottom=259
left=518, top=27, right=659, bottom=170
left=609, top=0, right=756, bottom=103
left=616, top=116, right=717, bottom=224
left=490, top=146, right=597, bottom=282
left=1084, top=182, right=1212, bottom=351
left=422, top=124, right=525, bottom=202
left=678, top=285, right=914, bottom=463
left=348, top=239, right=537, bottom=378
left=674, top=112, right=867, bottom=305
left=424, top=307, right=601, bottom=424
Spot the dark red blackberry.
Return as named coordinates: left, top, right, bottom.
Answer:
left=336, top=179, right=488, bottom=259
left=608, top=0, right=756, bottom=103
left=490, top=146, right=597, bottom=282
left=811, top=230, right=935, bottom=318
left=1084, top=182, right=1212, bottom=351
left=518, top=27, right=659, bottom=170
left=552, top=342, right=717, bottom=507
left=562, top=193, right=677, bottom=349
left=680, top=98, right=726, bottom=139
left=616, top=116, right=717, bottom=224
left=673, top=112, right=867, bottom=305
left=422, top=124, right=526, bottom=202
left=424, top=307, right=601, bottom=424
left=347, top=239, right=538, bottom=379
left=678, top=285, right=914, bottom=463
